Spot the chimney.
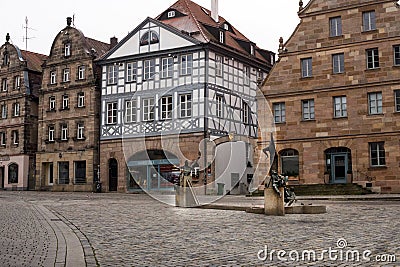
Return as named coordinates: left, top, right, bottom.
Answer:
left=110, top=37, right=118, bottom=49
left=67, top=17, right=72, bottom=27
left=211, top=0, right=219, bottom=23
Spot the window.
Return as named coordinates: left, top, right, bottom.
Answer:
left=181, top=54, right=193, bottom=75
left=395, top=90, right=400, bottom=112
left=125, top=100, right=137, bottom=123
left=216, top=95, right=224, bottom=118
left=62, top=95, right=69, bottom=109
left=366, top=48, right=379, bottom=69
left=302, top=99, right=315, bottom=120
left=74, top=161, right=86, bottom=184
left=50, top=71, right=57, bottom=84
left=126, top=62, right=137, bottom=82
left=78, top=66, right=85, bottom=80
left=12, top=130, right=18, bottom=145
left=216, top=55, right=223, bottom=76
left=3, top=53, right=9, bottom=66
left=224, top=23, right=229, bottom=31
left=64, top=43, right=71, bottom=57
left=58, top=162, right=69, bottom=185
left=273, top=102, right=286, bottom=123
left=13, top=103, right=20, bottom=117
left=370, top=142, right=385, bottom=167
left=63, top=68, right=70, bottom=82
left=61, top=124, right=68, bottom=141
left=363, top=11, right=376, bottom=32
left=244, top=66, right=250, bottom=85
left=77, top=123, right=84, bottom=140
left=160, top=96, right=173, bottom=120
left=144, top=59, right=156, bottom=80
left=242, top=101, right=249, bottom=125
left=1, top=104, right=7, bottom=119
left=14, top=76, right=20, bottom=90
left=167, top=11, right=176, bottom=18
left=329, top=17, right=342, bottom=37
left=77, top=92, right=85, bottom=108
left=368, top=92, right=382, bottom=115
left=161, top=57, right=173, bottom=78
left=140, top=31, right=159, bottom=46
left=8, top=163, right=18, bottom=184
left=333, top=96, right=347, bottom=118
left=48, top=126, right=55, bottom=142
left=49, top=96, right=56, bottom=111
left=106, top=102, right=118, bottom=124
left=219, top=31, right=224, bottom=43
left=332, top=53, right=344, bottom=74
left=143, top=98, right=155, bottom=121
left=0, top=132, right=5, bottom=146
left=301, top=58, right=312, bottom=78
left=180, top=94, right=192, bottom=118
left=250, top=45, right=255, bottom=56
left=394, top=45, right=400, bottom=66
left=280, top=149, right=299, bottom=177
left=107, top=65, right=118, bottom=85
left=2, top=78, right=7, bottom=91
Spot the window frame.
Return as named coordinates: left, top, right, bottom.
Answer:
left=48, top=125, right=55, bottom=142
left=126, top=62, right=137, bottom=83
left=62, top=95, right=69, bottom=110
left=61, top=124, right=68, bottom=141
left=1, top=104, right=7, bottom=119
left=369, top=142, right=385, bottom=167
left=77, top=92, right=85, bottom=108
left=242, top=101, right=250, bottom=125
left=50, top=71, right=57, bottom=85
left=160, top=96, right=173, bottom=120
left=179, top=94, right=192, bottom=118
left=368, top=92, right=383, bottom=115
left=107, top=65, right=118, bottom=85
left=143, top=59, right=156, bottom=81
left=74, top=161, right=86, bottom=185
left=13, top=103, right=20, bottom=117
left=58, top=161, right=69, bottom=185
left=366, top=48, right=379, bottom=69
left=273, top=102, right=286, bottom=123
left=394, top=45, right=400, bottom=66
left=142, top=98, right=155, bottom=122
left=14, top=76, right=21, bottom=90
left=64, top=43, right=71, bottom=57
left=216, top=95, right=224, bottom=118
left=301, top=58, right=313, bottom=78
left=329, top=16, right=342, bottom=37
left=161, top=57, right=173, bottom=78
left=125, top=100, right=137, bottom=123
left=180, top=54, right=193, bottom=76
left=78, top=65, right=86, bottom=80
left=302, top=99, right=315, bottom=121
left=2, top=78, right=7, bottom=92
left=106, top=102, right=118, bottom=125
left=63, top=68, right=70, bottom=82
left=215, top=55, right=223, bottom=77
left=363, top=11, right=376, bottom=32
left=332, top=53, right=345, bottom=74
left=49, top=96, right=56, bottom=111
left=77, top=123, right=85, bottom=140
left=243, top=66, right=250, bottom=85
left=12, top=130, right=18, bottom=145
left=395, top=90, right=400, bottom=112
left=333, top=96, right=347, bottom=118
left=0, top=132, right=6, bottom=146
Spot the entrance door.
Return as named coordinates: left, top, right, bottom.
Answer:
left=331, top=154, right=348, bottom=184
left=48, top=163, right=54, bottom=185
left=0, top=167, right=4, bottom=189
left=109, top=159, right=118, bottom=191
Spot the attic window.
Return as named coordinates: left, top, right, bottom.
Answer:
left=3, top=52, right=9, bottom=66
left=168, top=11, right=176, bottom=18
left=250, top=45, right=255, bottom=56
left=224, top=24, right=229, bottom=31
left=219, top=31, right=224, bottom=44
left=140, top=31, right=159, bottom=46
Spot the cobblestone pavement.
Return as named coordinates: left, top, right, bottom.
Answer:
left=0, top=192, right=399, bottom=267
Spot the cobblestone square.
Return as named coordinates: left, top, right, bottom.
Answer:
left=0, top=191, right=399, bottom=266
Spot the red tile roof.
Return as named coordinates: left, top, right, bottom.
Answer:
left=156, top=0, right=272, bottom=65
left=84, top=37, right=111, bottom=60
left=20, top=50, right=47, bottom=72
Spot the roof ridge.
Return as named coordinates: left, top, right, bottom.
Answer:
left=21, top=49, right=48, bottom=58
left=184, top=0, right=209, bottom=42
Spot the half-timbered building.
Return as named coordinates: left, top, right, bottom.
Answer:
left=0, top=33, right=46, bottom=190
left=35, top=17, right=112, bottom=191
left=98, top=0, right=274, bottom=193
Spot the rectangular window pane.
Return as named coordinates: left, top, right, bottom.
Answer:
left=333, top=53, right=344, bottom=74
left=181, top=54, right=193, bottom=75
left=162, top=58, right=173, bottom=78
left=180, top=94, right=192, bottom=118
left=302, top=99, right=315, bottom=120
left=395, top=90, right=400, bottom=112
left=161, top=96, right=173, bottom=120
left=107, top=102, right=118, bottom=124
left=143, top=98, right=155, bottom=121
left=216, top=95, right=224, bottom=118
left=363, top=11, right=376, bottom=32
left=126, top=62, right=137, bottom=82
left=273, top=102, right=286, bottom=123
left=144, top=59, right=156, bottom=80
left=394, top=46, right=400, bottom=66
left=125, top=100, right=137, bottom=123
left=368, top=92, right=382, bottom=115
left=330, top=17, right=342, bottom=37
left=366, top=49, right=379, bottom=69
left=301, top=58, right=312, bottom=78
left=370, top=142, right=385, bottom=166
left=334, top=96, right=347, bottom=118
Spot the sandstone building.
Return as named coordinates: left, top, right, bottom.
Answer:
left=98, top=0, right=274, bottom=193
left=262, top=0, right=400, bottom=193
left=0, top=34, right=46, bottom=190
left=35, top=18, right=112, bottom=191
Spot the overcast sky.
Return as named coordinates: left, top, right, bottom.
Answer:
left=0, top=0, right=310, bottom=55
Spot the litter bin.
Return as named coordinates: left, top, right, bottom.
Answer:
left=217, top=183, right=225, bottom=196
left=95, top=182, right=102, bottom=193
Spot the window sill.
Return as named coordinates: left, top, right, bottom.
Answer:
left=367, top=113, right=383, bottom=117
left=11, top=144, right=19, bottom=148
left=44, top=140, right=55, bottom=144
left=126, top=80, right=137, bottom=84
left=46, top=109, right=56, bottom=113
left=274, top=121, right=286, bottom=125
left=368, top=166, right=387, bottom=171
left=301, top=119, right=316, bottom=122
left=107, top=83, right=118, bottom=86
left=73, top=137, right=87, bottom=141
left=59, top=108, right=70, bottom=112
left=332, top=72, right=345, bottom=75
left=0, top=145, right=6, bottom=148
left=300, top=76, right=314, bottom=80
left=76, top=106, right=86, bottom=109
left=333, top=116, right=348, bottom=120
left=57, top=139, right=69, bottom=143
left=329, top=35, right=344, bottom=39
left=48, top=83, right=58, bottom=87
left=362, top=29, right=378, bottom=34
left=75, top=79, right=86, bottom=82
left=61, top=81, right=71, bottom=84
left=365, top=67, right=380, bottom=71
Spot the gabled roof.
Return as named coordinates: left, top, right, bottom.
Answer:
left=84, top=37, right=111, bottom=60
left=21, top=50, right=47, bottom=72
left=156, top=0, right=272, bottom=64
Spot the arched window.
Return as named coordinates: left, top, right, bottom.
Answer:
left=280, top=149, right=299, bottom=177
left=140, top=31, right=159, bottom=46
left=8, top=163, right=18, bottom=184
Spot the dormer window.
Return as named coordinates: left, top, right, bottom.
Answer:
left=140, top=31, right=159, bottom=46
left=64, top=43, right=71, bottom=57
left=219, top=31, right=225, bottom=43
left=250, top=45, right=255, bottom=56
left=167, top=11, right=176, bottom=18
left=224, top=23, right=229, bottom=31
